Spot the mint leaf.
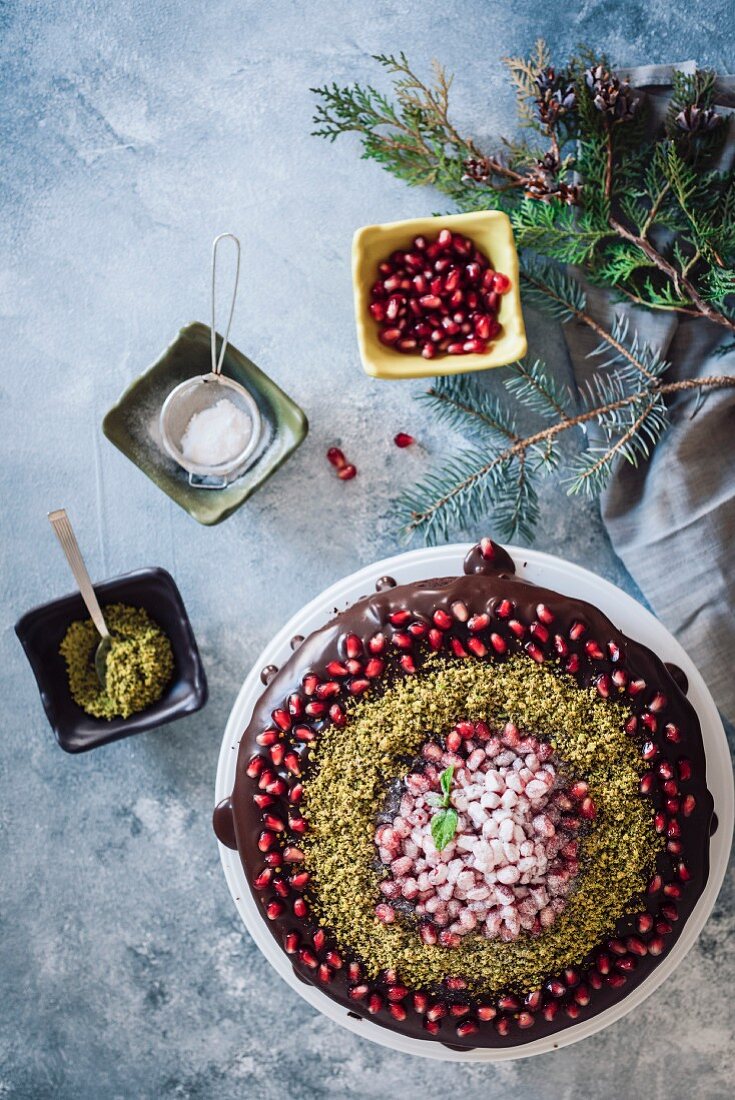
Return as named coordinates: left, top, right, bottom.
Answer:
left=439, top=764, right=454, bottom=806
left=431, top=807, right=458, bottom=851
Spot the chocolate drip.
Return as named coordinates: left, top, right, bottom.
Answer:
left=665, top=662, right=689, bottom=695
left=260, top=664, right=278, bottom=686
left=376, top=576, right=397, bottom=591
left=212, top=798, right=237, bottom=850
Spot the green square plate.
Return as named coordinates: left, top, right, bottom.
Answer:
left=102, top=323, right=308, bottom=526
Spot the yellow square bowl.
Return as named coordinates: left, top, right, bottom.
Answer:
left=352, top=210, right=527, bottom=380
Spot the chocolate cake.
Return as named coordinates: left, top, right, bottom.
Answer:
left=214, top=539, right=713, bottom=1048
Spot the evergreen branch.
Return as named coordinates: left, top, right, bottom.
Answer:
left=418, top=374, right=520, bottom=441
left=521, top=264, right=661, bottom=380
left=399, top=375, right=735, bottom=541
left=505, top=357, right=574, bottom=421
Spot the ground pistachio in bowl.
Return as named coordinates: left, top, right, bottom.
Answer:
left=59, top=603, right=174, bottom=720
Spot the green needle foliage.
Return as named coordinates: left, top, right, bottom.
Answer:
left=313, top=45, right=735, bottom=543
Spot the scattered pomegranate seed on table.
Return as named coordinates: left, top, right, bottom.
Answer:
left=394, top=432, right=415, bottom=448
left=326, top=446, right=357, bottom=480
left=369, top=230, right=511, bottom=358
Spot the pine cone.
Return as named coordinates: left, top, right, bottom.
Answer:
left=463, top=156, right=493, bottom=182
left=585, top=65, right=638, bottom=122
left=524, top=154, right=581, bottom=205
left=534, top=68, right=576, bottom=127
left=675, top=104, right=720, bottom=132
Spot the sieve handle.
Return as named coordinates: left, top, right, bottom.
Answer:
left=211, top=233, right=241, bottom=376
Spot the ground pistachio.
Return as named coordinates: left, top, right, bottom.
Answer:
left=301, top=654, right=661, bottom=994
left=59, top=603, right=174, bottom=720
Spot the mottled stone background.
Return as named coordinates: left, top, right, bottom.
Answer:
left=1, top=1, right=733, bottom=1097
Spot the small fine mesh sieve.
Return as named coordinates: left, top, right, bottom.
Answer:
left=159, top=234, right=263, bottom=489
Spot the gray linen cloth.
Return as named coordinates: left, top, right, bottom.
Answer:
left=563, top=64, right=735, bottom=724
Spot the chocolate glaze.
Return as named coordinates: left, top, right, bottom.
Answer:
left=290, top=635, right=305, bottom=651
left=215, top=540, right=713, bottom=1048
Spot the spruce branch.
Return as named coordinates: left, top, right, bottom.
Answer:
left=399, top=372, right=735, bottom=543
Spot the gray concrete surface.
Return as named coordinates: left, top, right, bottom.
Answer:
left=1, top=1, right=733, bottom=1096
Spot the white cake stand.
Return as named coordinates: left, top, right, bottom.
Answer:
left=214, top=544, right=733, bottom=1061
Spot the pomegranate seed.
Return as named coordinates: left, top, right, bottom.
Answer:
left=640, top=773, right=655, bottom=795
left=394, top=432, right=415, bottom=448
left=266, top=900, right=285, bottom=920
left=525, top=642, right=545, bottom=663
left=428, top=628, right=444, bottom=650
left=433, top=608, right=452, bottom=629
left=273, top=879, right=289, bottom=899
left=420, top=922, right=438, bottom=945
left=246, top=755, right=264, bottom=779
left=293, top=725, right=315, bottom=743
left=467, top=612, right=490, bottom=632
left=337, top=464, right=357, bottom=481
left=542, top=1002, right=558, bottom=1022
left=626, top=936, right=648, bottom=957
left=467, top=637, right=487, bottom=657
left=477, top=1005, right=496, bottom=1021
left=682, top=794, right=696, bottom=816
left=574, top=984, right=590, bottom=1006
left=585, top=639, right=604, bottom=660
left=284, top=931, right=299, bottom=954
left=664, top=722, right=681, bottom=743
left=289, top=871, right=309, bottom=889
left=263, top=813, right=285, bottom=833
left=662, top=902, right=679, bottom=921
left=326, top=447, right=346, bottom=469
left=257, top=831, right=275, bottom=853
left=450, top=637, right=468, bottom=658
left=565, top=653, right=581, bottom=674
left=253, top=868, right=272, bottom=891
left=637, top=913, right=654, bottom=934
left=426, top=1001, right=448, bottom=1022
left=348, top=983, right=369, bottom=1001
left=629, top=678, right=647, bottom=695
left=327, top=704, right=345, bottom=730
left=490, top=632, right=507, bottom=654
left=264, top=851, right=282, bottom=867
left=569, top=621, right=586, bottom=641
left=293, top=897, right=307, bottom=918
left=253, top=793, right=274, bottom=810
left=530, top=621, right=549, bottom=643
left=678, top=758, right=692, bottom=781
left=456, top=1019, right=479, bottom=1036
left=648, top=936, right=666, bottom=955
left=648, top=874, right=663, bottom=894
left=257, top=728, right=279, bottom=746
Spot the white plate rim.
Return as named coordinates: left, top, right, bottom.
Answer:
left=214, top=543, right=733, bottom=1062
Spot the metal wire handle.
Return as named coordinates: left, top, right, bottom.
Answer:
left=210, top=232, right=241, bottom=377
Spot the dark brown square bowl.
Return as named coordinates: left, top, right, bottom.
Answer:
left=15, top=568, right=207, bottom=753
